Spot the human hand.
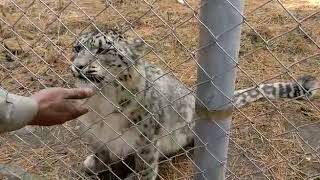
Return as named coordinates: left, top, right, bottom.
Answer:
left=29, top=87, right=94, bottom=126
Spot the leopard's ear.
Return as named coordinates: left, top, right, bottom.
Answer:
left=129, top=38, right=148, bottom=60
left=132, top=38, right=145, bottom=48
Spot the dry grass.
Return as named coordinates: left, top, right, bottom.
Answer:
left=0, top=0, right=320, bottom=179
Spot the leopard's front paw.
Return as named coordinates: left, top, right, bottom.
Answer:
left=83, top=154, right=99, bottom=174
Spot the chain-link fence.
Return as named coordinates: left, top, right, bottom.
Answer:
left=0, top=0, right=320, bottom=179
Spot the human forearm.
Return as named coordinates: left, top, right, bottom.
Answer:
left=0, top=90, right=38, bottom=133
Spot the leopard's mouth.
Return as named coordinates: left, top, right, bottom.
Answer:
left=71, top=65, right=105, bottom=85
left=78, top=73, right=104, bottom=84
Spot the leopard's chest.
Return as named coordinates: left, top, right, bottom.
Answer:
left=77, top=94, right=141, bottom=160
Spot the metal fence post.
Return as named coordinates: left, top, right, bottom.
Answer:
left=194, top=0, right=244, bottom=179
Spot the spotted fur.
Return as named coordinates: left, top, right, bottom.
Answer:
left=71, top=30, right=319, bottom=180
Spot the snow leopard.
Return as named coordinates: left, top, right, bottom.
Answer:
left=70, top=29, right=319, bottom=180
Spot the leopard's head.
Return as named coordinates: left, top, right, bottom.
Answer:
left=70, top=30, right=145, bottom=89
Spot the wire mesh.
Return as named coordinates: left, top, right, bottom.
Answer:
left=0, top=0, right=319, bottom=179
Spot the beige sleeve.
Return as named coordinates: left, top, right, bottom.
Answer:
left=0, top=89, right=38, bottom=133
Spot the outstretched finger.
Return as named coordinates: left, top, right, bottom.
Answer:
left=63, top=88, right=94, bottom=99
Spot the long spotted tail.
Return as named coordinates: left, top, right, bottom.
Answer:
left=234, top=75, right=319, bottom=108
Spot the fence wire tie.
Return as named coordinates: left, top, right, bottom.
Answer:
left=195, top=105, right=234, bottom=121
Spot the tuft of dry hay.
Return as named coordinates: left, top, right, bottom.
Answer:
left=0, top=0, right=319, bottom=179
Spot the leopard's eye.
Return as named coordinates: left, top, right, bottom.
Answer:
left=96, top=47, right=105, bottom=54
left=74, top=45, right=82, bottom=53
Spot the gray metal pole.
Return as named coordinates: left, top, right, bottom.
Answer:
left=194, top=0, right=244, bottom=179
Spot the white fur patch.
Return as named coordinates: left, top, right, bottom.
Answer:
left=83, top=155, right=96, bottom=171
left=177, top=0, right=186, bottom=5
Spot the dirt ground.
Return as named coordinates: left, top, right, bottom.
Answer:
left=0, top=0, right=320, bottom=179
